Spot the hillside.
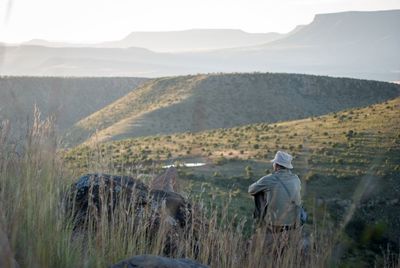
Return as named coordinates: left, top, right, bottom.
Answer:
left=64, top=73, right=400, bottom=146
left=0, top=46, right=169, bottom=77
left=0, top=76, right=147, bottom=135
left=65, top=97, right=400, bottom=266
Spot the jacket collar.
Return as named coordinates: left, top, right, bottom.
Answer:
left=274, top=169, right=291, bottom=174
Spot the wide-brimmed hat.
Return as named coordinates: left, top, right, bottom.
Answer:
left=270, top=151, right=293, bottom=169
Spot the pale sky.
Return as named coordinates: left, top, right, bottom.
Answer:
left=1, top=0, right=399, bottom=43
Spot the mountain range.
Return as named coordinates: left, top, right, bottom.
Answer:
left=21, top=29, right=285, bottom=52
left=0, top=10, right=399, bottom=81
left=98, top=29, right=285, bottom=52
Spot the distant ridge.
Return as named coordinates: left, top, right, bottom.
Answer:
left=262, top=9, right=400, bottom=47
left=1, top=10, right=399, bottom=80
left=22, top=39, right=86, bottom=48
left=17, top=29, right=284, bottom=52
left=99, top=29, right=284, bottom=52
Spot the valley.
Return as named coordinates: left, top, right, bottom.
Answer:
left=64, top=95, right=400, bottom=266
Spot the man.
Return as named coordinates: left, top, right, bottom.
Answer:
left=248, top=151, right=301, bottom=231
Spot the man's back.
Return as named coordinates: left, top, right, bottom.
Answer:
left=249, top=169, right=301, bottom=226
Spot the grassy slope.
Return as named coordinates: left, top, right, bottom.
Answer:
left=0, top=76, right=147, bottom=134
left=64, top=75, right=207, bottom=145
left=0, top=123, right=332, bottom=268
left=66, top=97, right=399, bottom=176
left=65, top=97, right=400, bottom=265
left=65, top=73, right=400, bottom=146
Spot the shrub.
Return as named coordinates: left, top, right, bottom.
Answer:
left=304, top=171, right=318, bottom=181
left=214, top=156, right=228, bottom=166
left=213, top=171, right=222, bottom=177
left=245, top=165, right=253, bottom=179
left=336, top=158, right=344, bottom=165
left=297, top=144, right=303, bottom=149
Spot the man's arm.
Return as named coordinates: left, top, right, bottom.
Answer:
left=248, top=175, right=275, bottom=195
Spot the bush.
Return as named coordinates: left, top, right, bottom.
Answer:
left=336, top=158, right=344, bottom=165
left=304, top=171, right=318, bottom=181
left=245, top=165, right=253, bottom=179
left=297, top=144, right=303, bottom=149
left=214, top=156, right=228, bottom=166
left=213, top=171, right=222, bottom=177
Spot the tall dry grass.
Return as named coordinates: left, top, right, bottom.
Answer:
left=0, top=113, right=364, bottom=268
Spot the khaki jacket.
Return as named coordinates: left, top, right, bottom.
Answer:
left=248, top=169, right=301, bottom=226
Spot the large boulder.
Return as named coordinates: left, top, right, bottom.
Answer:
left=68, top=173, right=149, bottom=228
left=68, top=170, right=190, bottom=229
left=110, top=255, right=208, bottom=268
left=67, top=169, right=200, bottom=256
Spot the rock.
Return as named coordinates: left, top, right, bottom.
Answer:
left=110, top=255, right=209, bottom=268
left=68, top=171, right=191, bottom=229
left=68, top=173, right=149, bottom=228
left=150, top=189, right=191, bottom=227
left=67, top=169, right=201, bottom=256
left=151, top=167, right=178, bottom=192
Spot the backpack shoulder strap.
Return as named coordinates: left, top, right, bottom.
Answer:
left=274, top=175, right=292, bottom=198
left=275, top=174, right=306, bottom=226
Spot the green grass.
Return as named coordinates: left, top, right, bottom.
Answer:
left=0, top=114, right=340, bottom=267
left=64, top=97, right=400, bottom=265
left=1, top=96, right=399, bottom=267
left=66, top=97, right=400, bottom=178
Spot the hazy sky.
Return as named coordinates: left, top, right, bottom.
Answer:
left=1, top=0, right=399, bottom=43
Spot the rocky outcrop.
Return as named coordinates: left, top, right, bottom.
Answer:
left=110, top=255, right=208, bottom=268
left=68, top=170, right=190, bottom=229
left=67, top=168, right=206, bottom=256
left=68, top=173, right=149, bottom=228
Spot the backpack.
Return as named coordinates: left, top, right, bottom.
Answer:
left=299, top=206, right=307, bottom=226
left=275, top=175, right=307, bottom=226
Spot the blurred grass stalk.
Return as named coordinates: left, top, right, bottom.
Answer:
left=0, top=110, right=368, bottom=268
